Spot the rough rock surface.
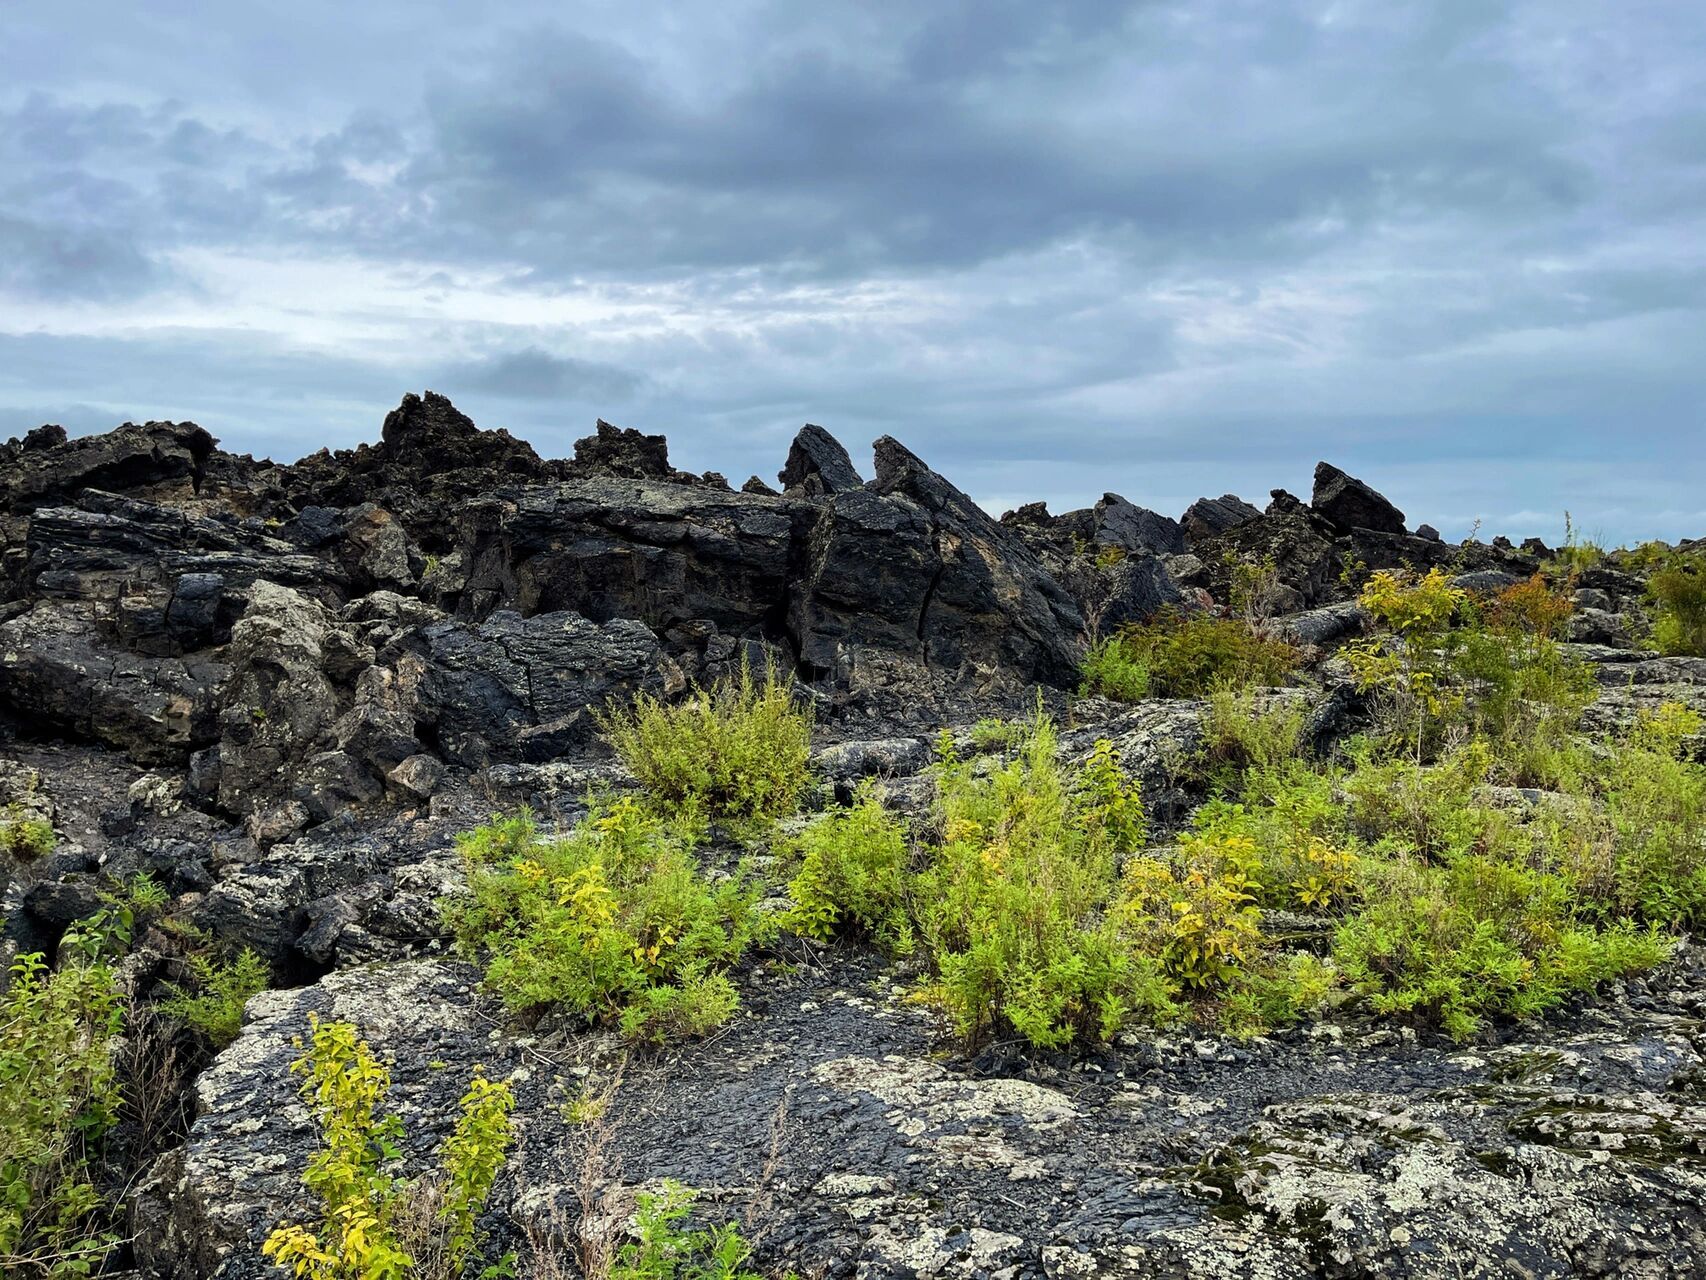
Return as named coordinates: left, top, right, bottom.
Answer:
left=144, top=941, right=1706, bottom=1280
left=1311, top=461, right=1407, bottom=536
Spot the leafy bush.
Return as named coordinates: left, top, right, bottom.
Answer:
left=968, top=717, right=1026, bottom=751
left=610, top=1180, right=765, bottom=1280
left=262, top=1015, right=515, bottom=1280
left=1117, top=844, right=1262, bottom=990
left=785, top=783, right=912, bottom=950
left=1197, top=687, right=1305, bottom=785
left=912, top=722, right=1175, bottom=1049
left=1344, top=568, right=1470, bottom=759
left=1333, top=859, right=1669, bottom=1040
left=158, top=949, right=271, bottom=1048
left=596, top=665, right=812, bottom=821
left=1647, top=552, right=1706, bottom=656
left=445, top=801, right=765, bottom=1044
left=0, top=806, right=55, bottom=861
left=0, top=913, right=129, bottom=1277
left=1078, top=637, right=1150, bottom=702
left=1090, top=610, right=1298, bottom=701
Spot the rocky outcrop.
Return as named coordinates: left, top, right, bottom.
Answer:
left=780, top=424, right=865, bottom=496
left=1180, top=493, right=1260, bottom=544
left=1311, top=460, right=1407, bottom=536
left=1, top=419, right=215, bottom=514
left=789, top=437, right=1084, bottom=691
left=407, top=609, right=674, bottom=766
left=1092, top=494, right=1185, bottom=556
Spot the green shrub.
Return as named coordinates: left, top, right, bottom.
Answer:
left=913, top=722, right=1175, bottom=1049
left=0, top=806, right=55, bottom=861
left=596, top=664, right=812, bottom=821
left=968, top=717, right=1026, bottom=751
left=445, top=800, right=766, bottom=1044
left=1647, top=553, right=1706, bottom=656
left=158, top=949, right=271, bottom=1048
left=1333, top=859, right=1669, bottom=1040
left=1094, top=610, right=1298, bottom=700
left=1116, top=843, right=1263, bottom=990
left=263, top=1016, right=515, bottom=1280
left=785, top=782, right=912, bottom=950
left=1567, top=705, right=1706, bottom=926
left=0, top=912, right=130, bottom=1276
left=1078, top=637, right=1151, bottom=702
left=610, top=1180, right=765, bottom=1280
left=1197, top=686, right=1306, bottom=785
left=1219, top=952, right=1337, bottom=1038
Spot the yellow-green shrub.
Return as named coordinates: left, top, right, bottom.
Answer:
left=0, top=913, right=128, bottom=1277
left=0, top=806, right=55, bottom=861
left=262, top=1016, right=515, bottom=1280
left=158, top=948, right=270, bottom=1048
left=596, top=665, right=812, bottom=820
left=785, top=782, right=912, bottom=950
left=1333, top=859, right=1670, bottom=1040
left=1088, top=611, right=1298, bottom=700
left=912, top=722, right=1174, bottom=1049
left=444, top=801, right=765, bottom=1043
left=1647, top=552, right=1706, bottom=656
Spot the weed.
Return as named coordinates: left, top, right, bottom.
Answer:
left=158, top=948, right=271, bottom=1048
left=0, top=806, right=55, bottom=861
left=0, top=913, right=130, bottom=1277
left=262, top=1016, right=515, bottom=1280
left=784, top=783, right=912, bottom=951
left=445, top=801, right=765, bottom=1044
left=597, top=665, right=812, bottom=821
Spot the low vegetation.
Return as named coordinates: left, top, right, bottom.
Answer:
left=158, top=948, right=271, bottom=1048
left=0, top=804, right=55, bottom=860
left=609, top=1181, right=768, bottom=1280
left=0, top=909, right=129, bottom=1278
left=1646, top=550, right=1706, bottom=656
left=1080, top=609, right=1298, bottom=702
left=596, top=665, right=812, bottom=821
left=446, top=801, right=767, bottom=1044
left=263, top=1015, right=515, bottom=1280
left=448, top=560, right=1702, bottom=1057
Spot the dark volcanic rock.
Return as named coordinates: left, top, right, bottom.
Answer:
left=570, top=418, right=674, bottom=480
left=1, top=420, right=215, bottom=514
left=407, top=609, right=672, bottom=766
left=1311, top=460, right=1407, bottom=535
left=1180, top=493, right=1260, bottom=544
left=379, top=391, right=547, bottom=481
left=779, top=424, right=865, bottom=496
left=0, top=600, right=223, bottom=763
left=789, top=437, right=1083, bottom=692
left=1094, top=493, right=1185, bottom=556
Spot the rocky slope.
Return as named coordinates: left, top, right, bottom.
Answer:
left=2, top=395, right=1704, bottom=1278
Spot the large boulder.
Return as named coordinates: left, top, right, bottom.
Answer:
left=408, top=609, right=671, bottom=766
left=0, top=600, right=223, bottom=763
left=790, top=438, right=1083, bottom=691
left=1, top=420, right=215, bottom=514
left=213, top=582, right=350, bottom=819
left=1180, top=494, right=1260, bottom=545
left=454, top=478, right=805, bottom=634
left=1310, top=461, right=1407, bottom=536
left=1093, top=494, right=1185, bottom=556
left=779, top=424, right=864, bottom=496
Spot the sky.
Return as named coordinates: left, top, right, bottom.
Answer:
left=2, top=1, right=1703, bottom=544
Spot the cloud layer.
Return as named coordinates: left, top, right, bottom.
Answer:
left=3, top=0, right=1704, bottom=540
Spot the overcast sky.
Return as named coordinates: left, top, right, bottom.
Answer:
left=3, top=1, right=1703, bottom=542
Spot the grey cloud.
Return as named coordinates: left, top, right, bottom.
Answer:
left=444, top=347, right=645, bottom=402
